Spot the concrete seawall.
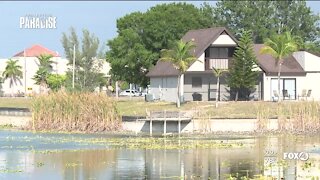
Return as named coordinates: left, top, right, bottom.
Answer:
left=0, top=112, right=278, bottom=133
left=0, top=115, right=31, bottom=127
left=122, top=118, right=279, bottom=133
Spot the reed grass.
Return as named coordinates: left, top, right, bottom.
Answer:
left=256, top=101, right=320, bottom=133
left=30, top=91, right=121, bottom=132
left=256, top=103, right=271, bottom=131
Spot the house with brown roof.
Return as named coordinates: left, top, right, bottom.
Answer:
left=147, top=27, right=320, bottom=102
left=258, top=48, right=320, bottom=101
left=147, top=27, right=243, bottom=102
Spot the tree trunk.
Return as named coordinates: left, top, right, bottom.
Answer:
left=277, top=61, right=282, bottom=103
left=40, top=81, right=45, bottom=94
left=235, top=90, right=239, bottom=102
left=10, top=78, right=14, bottom=97
left=215, top=77, right=220, bottom=108
left=177, top=75, right=181, bottom=108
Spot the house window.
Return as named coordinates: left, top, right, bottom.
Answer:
left=192, top=77, right=202, bottom=88
left=208, top=48, right=229, bottom=58
left=205, top=47, right=235, bottom=58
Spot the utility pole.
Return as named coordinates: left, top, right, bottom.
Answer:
left=72, top=45, right=75, bottom=89
left=24, top=49, right=27, bottom=96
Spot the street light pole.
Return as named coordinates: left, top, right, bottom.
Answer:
left=72, top=45, right=75, bottom=89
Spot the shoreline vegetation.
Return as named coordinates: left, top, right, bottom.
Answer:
left=1, top=95, right=320, bottom=134
left=29, top=92, right=121, bottom=132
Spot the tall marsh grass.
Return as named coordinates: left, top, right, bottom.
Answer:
left=257, top=101, right=320, bottom=133
left=30, top=91, right=121, bottom=132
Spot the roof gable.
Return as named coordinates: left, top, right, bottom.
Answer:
left=181, top=27, right=238, bottom=58
left=212, top=34, right=237, bottom=45
left=13, top=44, right=59, bottom=57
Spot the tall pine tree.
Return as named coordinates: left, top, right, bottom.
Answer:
left=228, top=30, right=259, bottom=101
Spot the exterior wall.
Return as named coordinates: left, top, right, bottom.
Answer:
left=184, top=73, right=262, bottom=102
left=0, top=57, right=111, bottom=96
left=149, top=76, right=178, bottom=103
left=183, top=73, right=230, bottom=101
left=293, top=51, right=320, bottom=71
left=0, top=57, right=69, bottom=95
left=52, top=57, right=68, bottom=75
left=301, top=73, right=320, bottom=101
left=187, top=53, right=205, bottom=71
left=211, top=34, right=237, bottom=45
left=261, top=75, right=320, bottom=101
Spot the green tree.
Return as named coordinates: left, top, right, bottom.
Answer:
left=212, top=68, right=227, bottom=108
left=160, top=40, right=196, bottom=108
left=2, top=59, right=23, bottom=96
left=46, top=74, right=66, bottom=92
left=260, top=31, right=298, bottom=102
left=33, top=54, right=54, bottom=93
left=107, top=3, right=212, bottom=87
left=61, top=27, right=107, bottom=91
left=212, top=0, right=319, bottom=44
left=228, top=30, right=259, bottom=101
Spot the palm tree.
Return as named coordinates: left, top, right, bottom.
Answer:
left=37, top=54, right=54, bottom=70
left=33, top=54, right=54, bottom=93
left=260, top=32, right=298, bottom=102
left=2, top=59, right=23, bottom=96
left=212, top=68, right=227, bottom=108
left=160, top=40, right=196, bottom=108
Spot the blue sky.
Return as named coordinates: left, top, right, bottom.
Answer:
left=0, top=1, right=319, bottom=58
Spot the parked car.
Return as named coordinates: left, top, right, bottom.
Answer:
left=119, top=89, right=140, bottom=97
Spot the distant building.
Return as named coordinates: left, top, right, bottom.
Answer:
left=0, top=44, right=110, bottom=96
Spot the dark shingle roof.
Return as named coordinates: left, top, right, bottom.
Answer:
left=146, top=61, right=180, bottom=77
left=253, top=44, right=306, bottom=75
left=181, top=27, right=237, bottom=58
left=147, top=27, right=237, bottom=77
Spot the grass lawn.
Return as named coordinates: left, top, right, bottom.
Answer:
left=0, top=97, right=31, bottom=108
left=116, top=98, right=208, bottom=116
left=0, top=96, right=290, bottom=118
left=116, top=97, right=281, bottom=118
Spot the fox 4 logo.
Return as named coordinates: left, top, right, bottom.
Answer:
left=283, top=152, right=309, bottom=161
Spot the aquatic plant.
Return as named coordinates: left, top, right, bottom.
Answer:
left=30, top=91, right=121, bottom=132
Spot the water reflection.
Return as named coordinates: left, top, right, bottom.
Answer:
left=0, top=131, right=319, bottom=179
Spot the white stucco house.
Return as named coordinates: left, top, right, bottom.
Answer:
left=0, top=44, right=110, bottom=96
left=146, top=27, right=320, bottom=102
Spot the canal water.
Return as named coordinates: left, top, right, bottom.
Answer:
left=0, top=130, right=319, bottom=179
